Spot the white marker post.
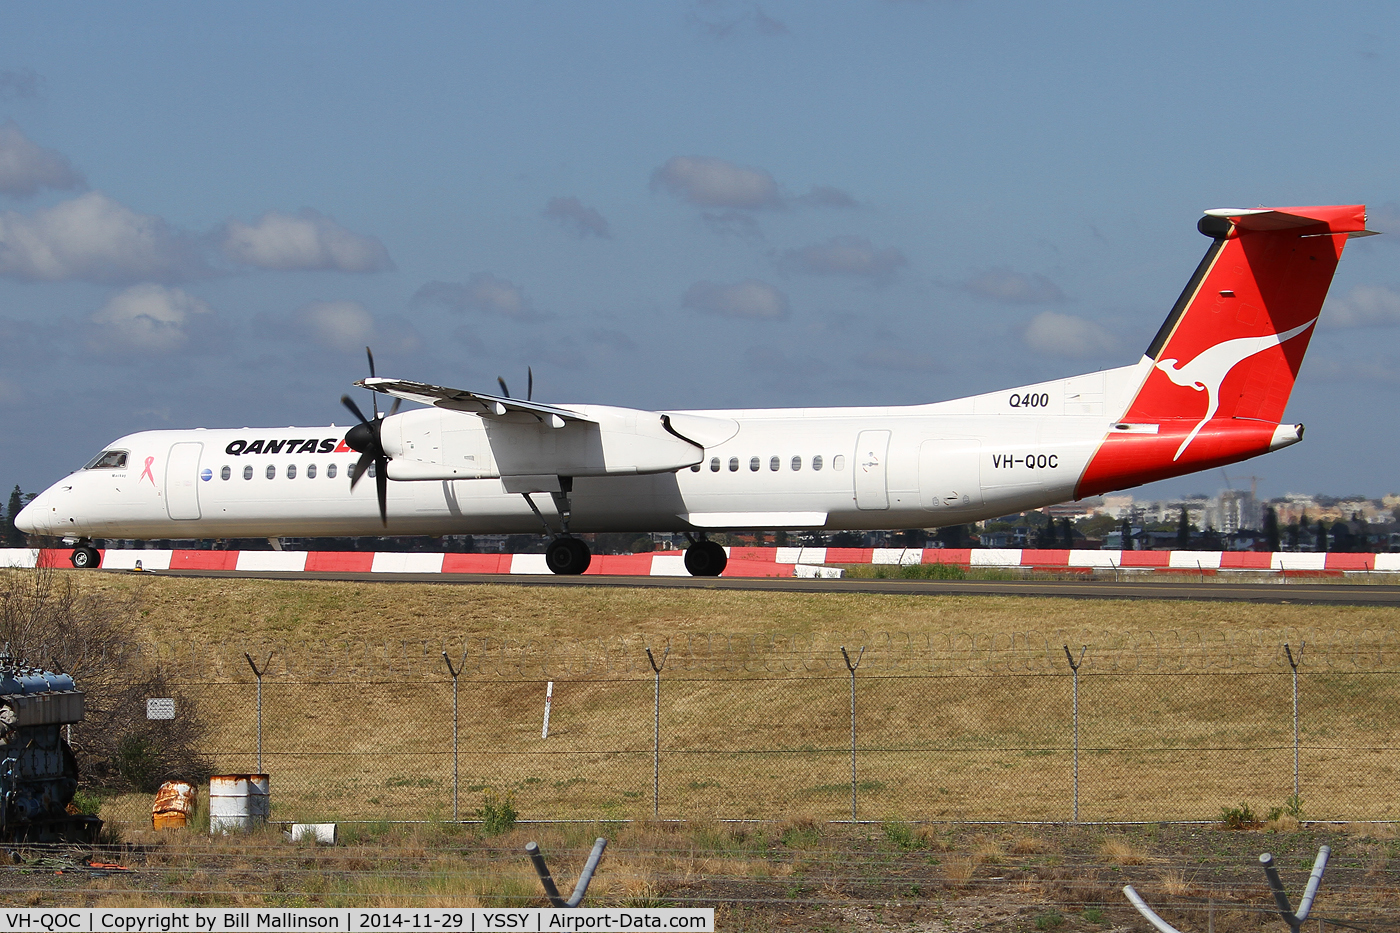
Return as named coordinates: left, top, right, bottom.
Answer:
left=542, top=681, right=554, bottom=739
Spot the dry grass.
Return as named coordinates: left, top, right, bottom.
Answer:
left=942, top=853, right=979, bottom=886
left=1007, top=834, right=1052, bottom=855
left=22, top=570, right=1400, bottom=826
left=1099, top=835, right=1152, bottom=865
left=1159, top=868, right=1197, bottom=896
left=0, top=819, right=1390, bottom=930
left=55, top=571, right=1400, bottom=654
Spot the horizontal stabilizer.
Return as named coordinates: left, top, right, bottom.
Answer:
left=1203, top=205, right=1371, bottom=236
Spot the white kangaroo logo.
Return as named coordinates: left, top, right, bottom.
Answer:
left=1155, top=318, right=1316, bottom=460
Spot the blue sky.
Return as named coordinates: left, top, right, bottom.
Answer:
left=1, top=1, right=1398, bottom=504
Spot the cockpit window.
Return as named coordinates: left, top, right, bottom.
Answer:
left=83, top=450, right=128, bottom=470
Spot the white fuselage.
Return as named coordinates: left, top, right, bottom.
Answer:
left=19, top=362, right=1150, bottom=540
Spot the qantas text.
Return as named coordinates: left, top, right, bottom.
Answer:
left=225, top=438, right=348, bottom=456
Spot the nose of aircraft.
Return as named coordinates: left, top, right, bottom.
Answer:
left=14, top=493, right=46, bottom=535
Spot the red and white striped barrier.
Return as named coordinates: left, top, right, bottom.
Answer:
left=725, top=546, right=1400, bottom=573
left=2, top=546, right=1396, bottom=577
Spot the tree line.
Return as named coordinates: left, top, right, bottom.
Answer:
left=3, top=485, right=31, bottom=547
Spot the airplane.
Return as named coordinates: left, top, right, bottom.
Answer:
left=16, top=204, right=1372, bottom=576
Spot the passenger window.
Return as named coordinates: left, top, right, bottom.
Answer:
left=710, top=457, right=721, bottom=472
left=84, top=450, right=128, bottom=470
left=243, top=465, right=253, bottom=480
left=769, top=456, right=780, bottom=471
left=791, top=456, right=802, bottom=471
left=368, top=461, right=377, bottom=478
left=833, top=454, right=845, bottom=471
left=728, top=457, right=739, bottom=472
left=307, top=463, right=317, bottom=479
left=265, top=465, right=276, bottom=480
left=690, top=464, right=701, bottom=472
left=812, top=455, right=823, bottom=471
left=287, top=464, right=297, bottom=480
left=749, top=457, right=760, bottom=472
left=327, top=463, right=338, bottom=479
left=220, top=466, right=231, bottom=481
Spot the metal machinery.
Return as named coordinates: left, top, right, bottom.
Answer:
left=0, top=660, right=100, bottom=843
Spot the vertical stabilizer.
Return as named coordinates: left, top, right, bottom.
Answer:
left=1077, top=205, right=1367, bottom=496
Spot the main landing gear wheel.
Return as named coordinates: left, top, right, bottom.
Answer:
left=69, top=547, right=100, bottom=570
left=684, top=540, right=727, bottom=577
left=545, top=537, right=592, bottom=575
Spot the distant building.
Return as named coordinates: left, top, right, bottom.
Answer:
left=1208, top=489, right=1257, bottom=533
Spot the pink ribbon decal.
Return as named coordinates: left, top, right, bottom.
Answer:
left=140, top=456, right=155, bottom=485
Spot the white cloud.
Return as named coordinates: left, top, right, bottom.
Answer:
left=89, top=283, right=212, bottom=353
left=221, top=209, right=393, bottom=273
left=652, top=155, right=859, bottom=218
left=1324, top=284, right=1400, bottom=327
left=775, top=236, right=907, bottom=280
left=682, top=279, right=790, bottom=319
left=0, top=122, right=84, bottom=197
left=0, top=191, right=205, bottom=283
left=414, top=273, right=544, bottom=320
left=702, top=210, right=765, bottom=242
left=543, top=197, right=611, bottom=239
left=1307, top=354, right=1400, bottom=384
left=1023, top=311, right=1118, bottom=358
left=652, top=156, right=783, bottom=209
left=297, top=300, right=376, bottom=352
left=687, top=3, right=789, bottom=39
left=961, top=266, right=1066, bottom=303
left=792, top=185, right=859, bottom=209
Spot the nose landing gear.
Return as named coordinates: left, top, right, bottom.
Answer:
left=69, top=545, right=100, bottom=569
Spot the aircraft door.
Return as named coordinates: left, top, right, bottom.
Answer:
left=853, top=430, right=891, bottom=510
left=918, top=439, right=983, bottom=510
left=164, top=442, right=203, bottom=520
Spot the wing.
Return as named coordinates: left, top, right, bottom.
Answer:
left=359, top=377, right=597, bottom=427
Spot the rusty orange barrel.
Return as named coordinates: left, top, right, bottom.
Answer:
left=152, top=780, right=197, bottom=830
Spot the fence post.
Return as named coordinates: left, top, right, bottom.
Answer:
left=645, top=647, right=669, bottom=819
left=442, top=652, right=463, bottom=821
left=1063, top=645, right=1087, bottom=822
left=840, top=646, right=865, bottom=822
left=1284, top=642, right=1305, bottom=803
left=244, top=652, right=272, bottom=774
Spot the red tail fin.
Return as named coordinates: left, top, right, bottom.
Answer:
left=1077, top=205, right=1368, bottom=497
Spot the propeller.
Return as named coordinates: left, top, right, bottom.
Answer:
left=496, top=366, right=533, bottom=401
left=341, top=347, right=401, bottom=526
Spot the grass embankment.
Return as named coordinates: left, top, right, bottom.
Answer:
left=52, top=573, right=1400, bottom=825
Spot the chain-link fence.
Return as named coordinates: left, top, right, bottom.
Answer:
left=91, top=629, right=1400, bottom=825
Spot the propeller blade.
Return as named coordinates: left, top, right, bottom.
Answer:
left=497, top=376, right=511, bottom=398
left=366, top=346, right=379, bottom=418
left=527, top=366, right=533, bottom=401
left=386, top=398, right=402, bottom=418
left=375, top=459, right=389, bottom=526
left=341, top=394, right=370, bottom=426
left=350, top=449, right=375, bottom=489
